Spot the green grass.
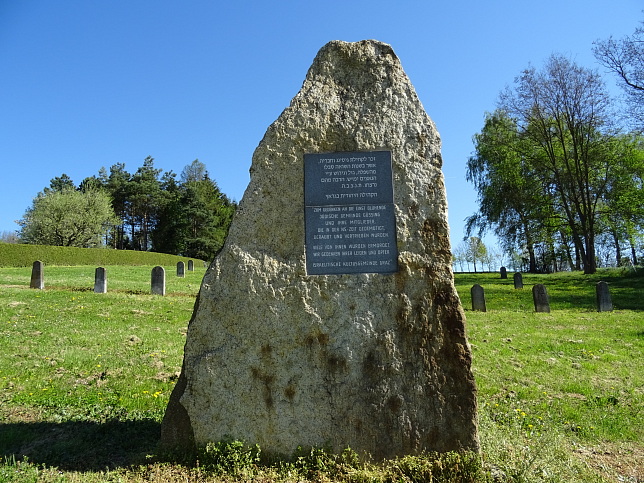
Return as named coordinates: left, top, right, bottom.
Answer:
left=0, top=266, right=642, bottom=482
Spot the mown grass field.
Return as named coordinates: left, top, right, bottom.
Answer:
left=0, top=261, right=642, bottom=482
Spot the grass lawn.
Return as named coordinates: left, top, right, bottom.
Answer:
left=0, top=265, right=642, bottom=482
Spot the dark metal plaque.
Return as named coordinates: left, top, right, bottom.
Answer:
left=304, top=151, right=398, bottom=275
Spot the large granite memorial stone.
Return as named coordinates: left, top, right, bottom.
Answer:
left=161, top=39, right=478, bottom=459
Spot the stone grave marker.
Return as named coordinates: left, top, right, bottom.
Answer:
left=161, top=40, right=479, bottom=459
left=188, top=260, right=194, bottom=271
left=500, top=266, right=507, bottom=279
left=471, top=284, right=486, bottom=312
left=94, top=267, right=107, bottom=293
left=596, top=281, right=613, bottom=312
left=151, top=266, right=165, bottom=295
left=177, top=261, right=185, bottom=278
left=532, top=284, right=550, bottom=313
left=30, top=260, right=44, bottom=289
left=513, top=272, right=523, bottom=289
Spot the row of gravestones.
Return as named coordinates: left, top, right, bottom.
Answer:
left=28, top=260, right=199, bottom=296
left=470, top=280, right=614, bottom=313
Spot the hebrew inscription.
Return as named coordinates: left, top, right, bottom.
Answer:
left=304, top=151, right=398, bottom=275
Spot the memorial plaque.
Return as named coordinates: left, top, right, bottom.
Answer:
left=304, top=151, right=398, bottom=275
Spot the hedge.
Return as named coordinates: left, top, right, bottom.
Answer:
left=0, top=243, right=206, bottom=268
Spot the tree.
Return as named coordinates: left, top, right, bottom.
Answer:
left=594, top=21, right=644, bottom=130
left=44, top=174, right=75, bottom=194
left=180, top=159, right=208, bottom=184
left=464, top=237, right=487, bottom=273
left=0, top=231, right=19, bottom=244
left=466, top=111, right=552, bottom=272
left=597, top=133, right=644, bottom=265
left=105, top=163, right=132, bottom=249
left=499, top=54, right=615, bottom=274
left=152, top=160, right=236, bottom=260
left=18, top=188, right=118, bottom=247
left=452, top=242, right=467, bottom=272
left=128, top=156, right=162, bottom=251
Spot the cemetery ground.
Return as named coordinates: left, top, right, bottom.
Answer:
left=0, top=265, right=641, bottom=482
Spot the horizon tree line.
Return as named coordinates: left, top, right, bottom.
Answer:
left=17, top=158, right=236, bottom=261
left=465, top=21, right=644, bottom=274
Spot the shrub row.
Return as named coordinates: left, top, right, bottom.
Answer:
left=0, top=243, right=204, bottom=267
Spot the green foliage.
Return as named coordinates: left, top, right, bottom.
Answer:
left=152, top=160, right=235, bottom=261
left=198, top=438, right=261, bottom=477
left=0, top=242, right=202, bottom=267
left=470, top=55, right=644, bottom=274
left=467, top=111, right=552, bottom=272
left=386, top=452, right=487, bottom=483
left=18, top=188, right=118, bottom=248
left=22, top=158, right=236, bottom=259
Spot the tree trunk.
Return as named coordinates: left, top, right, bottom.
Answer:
left=630, top=237, right=638, bottom=266
left=527, top=243, right=537, bottom=273
left=583, top=232, right=597, bottom=274
left=612, top=229, right=622, bottom=266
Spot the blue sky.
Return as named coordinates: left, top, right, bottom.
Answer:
left=1, top=0, right=641, bottom=253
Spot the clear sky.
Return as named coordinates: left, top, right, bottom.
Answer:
left=1, top=0, right=641, bottom=253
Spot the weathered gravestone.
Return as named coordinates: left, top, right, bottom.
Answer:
left=30, top=260, right=44, bottom=290
left=94, top=267, right=107, bottom=293
left=513, top=272, right=523, bottom=289
left=177, top=261, right=185, bottom=278
left=151, top=266, right=166, bottom=296
left=161, top=40, right=479, bottom=459
left=532, top=284, right=550, bottom=313
left=596, top=281, right=613, bottom=312
left=500, top=266, right=507, bottom=279
left=471, top=284, right=486, bottom=312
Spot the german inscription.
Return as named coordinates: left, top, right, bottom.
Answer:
left=305, top=151, right=398, bottom=275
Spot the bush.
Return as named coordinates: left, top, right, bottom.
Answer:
left=0, top=242, right=203, bottom=267
left=198, top=438, right=261, bottom=477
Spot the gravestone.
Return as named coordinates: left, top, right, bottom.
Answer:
left=177, top=261, right=185, bottom=278
left=500, top=266, right=507, bottom=279
left=94, top=267, right=107, bottom=293
left=29, top=260, right=44, bottom=290
left=596, top=281, right=613, bottom=312
left=151, top=266, right=165, bottom=295
left=471, top=284, right=486, bottom=312
left=161, top=40, right=478, bottom=459
left=513, top=272, right=523, bottom=289
left=188, top=260, right=194, bottom=271
left=532, top=284, right=550, bottom=313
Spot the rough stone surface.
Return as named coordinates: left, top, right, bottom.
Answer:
left=596, top=281, right=613, bottom=312
left=30, top=260, right=44, bottom=290
left=161, top=39, right=478, bottom=459
left=532, top=284, right=550, bottom=313
left=471, top=284, right=486, bottom=312
left=94, top=267, right=107, bottom=293
left=513, top=272, right=523, bottom=289
left=151, top=266, right=165, bottom=296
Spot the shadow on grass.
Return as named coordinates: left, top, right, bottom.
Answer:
left=0, top=419, right=160, bottom=471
